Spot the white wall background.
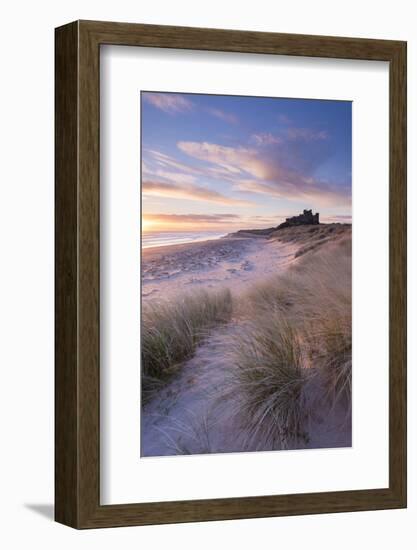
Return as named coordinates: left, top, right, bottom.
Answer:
left=0, top=0, right=415, bottom=547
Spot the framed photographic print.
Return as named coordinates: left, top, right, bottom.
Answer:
left=55, top=20, right=407, bottom=528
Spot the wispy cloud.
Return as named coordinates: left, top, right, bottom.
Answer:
left=143, top=212, right=291, bottom=230
left=143, top=93, right=241, bottom=125
left=144, top=213, right=240, bottom=224
left=251, top=133, right=283, bottom=146
left=248, top=214, right=285, bottom=224
left=143, top=93, right=194, bottom=114
left=141, top=93, right=350, bottom=224
left=207, top=108, right=238, bottom=124
left=145, top=149, right=248, bottom=179
left=142, top=179, right=253, bottom=206
left=143, top=168, right=198, bottom=185
left=287, top=127, right=329, bottom=141
left=236, top=179, right=351, bottom=208
left=146, top=150, right=201, bottom=175
left=177, top=141, right=269, bottom=178
left=177, top=140, right=350, bottom=208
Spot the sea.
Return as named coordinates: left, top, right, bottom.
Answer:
left=142, top=231, right=227, bottom=249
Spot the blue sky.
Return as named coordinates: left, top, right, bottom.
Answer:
left=141, top=91, right=352, bottom=231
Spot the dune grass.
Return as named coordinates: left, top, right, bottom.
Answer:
left=221, top=315, right=308, bottom=449
left=142, top=227, right=352, bottom=453
left=266, top=222, right=351, bottom=258
left=220, top=236, right=352, bottom=449
left=141, top=288, right=232, bottom=401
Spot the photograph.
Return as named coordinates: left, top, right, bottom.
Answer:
left=140, top=91, right=352, bottom=457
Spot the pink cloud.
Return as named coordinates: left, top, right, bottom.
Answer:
left=143, top=93, right=193, bottom=114
left=207, top=108, right=238, bottom=124
left=177, top=141, right=270, bottom=179
left=145, top=149, right=247, bottom=179
left=175, top=139, right=349, bottom=208
left=144, top=213, right=240, bottom=224
left=142, top=179, right=253, bottom=206
left=146, top=150, right=201, bottom=175
left=143, top=165, right=198, bottom=185
left=251, top=133, right=283, bottom=146
left=287, top=128, right=329, bottom=141
left=143, top=213, right=293, bottom=231
left=236, top=178, right=351, bottom=208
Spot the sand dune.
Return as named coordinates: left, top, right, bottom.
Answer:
left=141, top=224, right=352, bottom=457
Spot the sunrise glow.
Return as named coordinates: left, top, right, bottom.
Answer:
left=141, top=92, right=352, bottom=232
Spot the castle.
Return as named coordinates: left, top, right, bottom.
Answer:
left=277, top=209, right=319, bottom=229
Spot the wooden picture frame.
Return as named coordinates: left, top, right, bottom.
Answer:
left=55, top=20, right=407, bottom=529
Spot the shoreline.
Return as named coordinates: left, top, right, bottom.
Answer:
left=142, top=234, right=251, bottom=258
left=142, top=222, right=352, bottom=253
left=142, top=231, right=227, bottom=250
left=141, top=223, right=351, bottom=301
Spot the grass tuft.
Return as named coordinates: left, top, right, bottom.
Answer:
left=219, top=236, right=352, bottom=449
left=142, top=288, right=232, bottom=401
left=221, top=314, right=308, bottom=449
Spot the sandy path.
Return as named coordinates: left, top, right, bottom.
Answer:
left=141, top=323, right=351, bottom=457
left=141, top=236, right=298, bottom=456
left=141, top=325, right=243, bottom=456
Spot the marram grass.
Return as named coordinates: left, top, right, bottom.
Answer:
left=142, top=288, right=232, bottom=400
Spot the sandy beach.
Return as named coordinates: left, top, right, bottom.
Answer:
left=142, top=235, right=297, bottom=301
left=141, top=224, right=352, bottom=457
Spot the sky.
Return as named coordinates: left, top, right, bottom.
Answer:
left=141, top=91, right=352, bottom=232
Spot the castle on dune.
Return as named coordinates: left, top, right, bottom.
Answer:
left=277, top=209, right=319, bottom=229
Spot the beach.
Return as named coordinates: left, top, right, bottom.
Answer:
left=141, top=224, right=352, bottom=457
left=142, top=234, right=297, bottom=301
